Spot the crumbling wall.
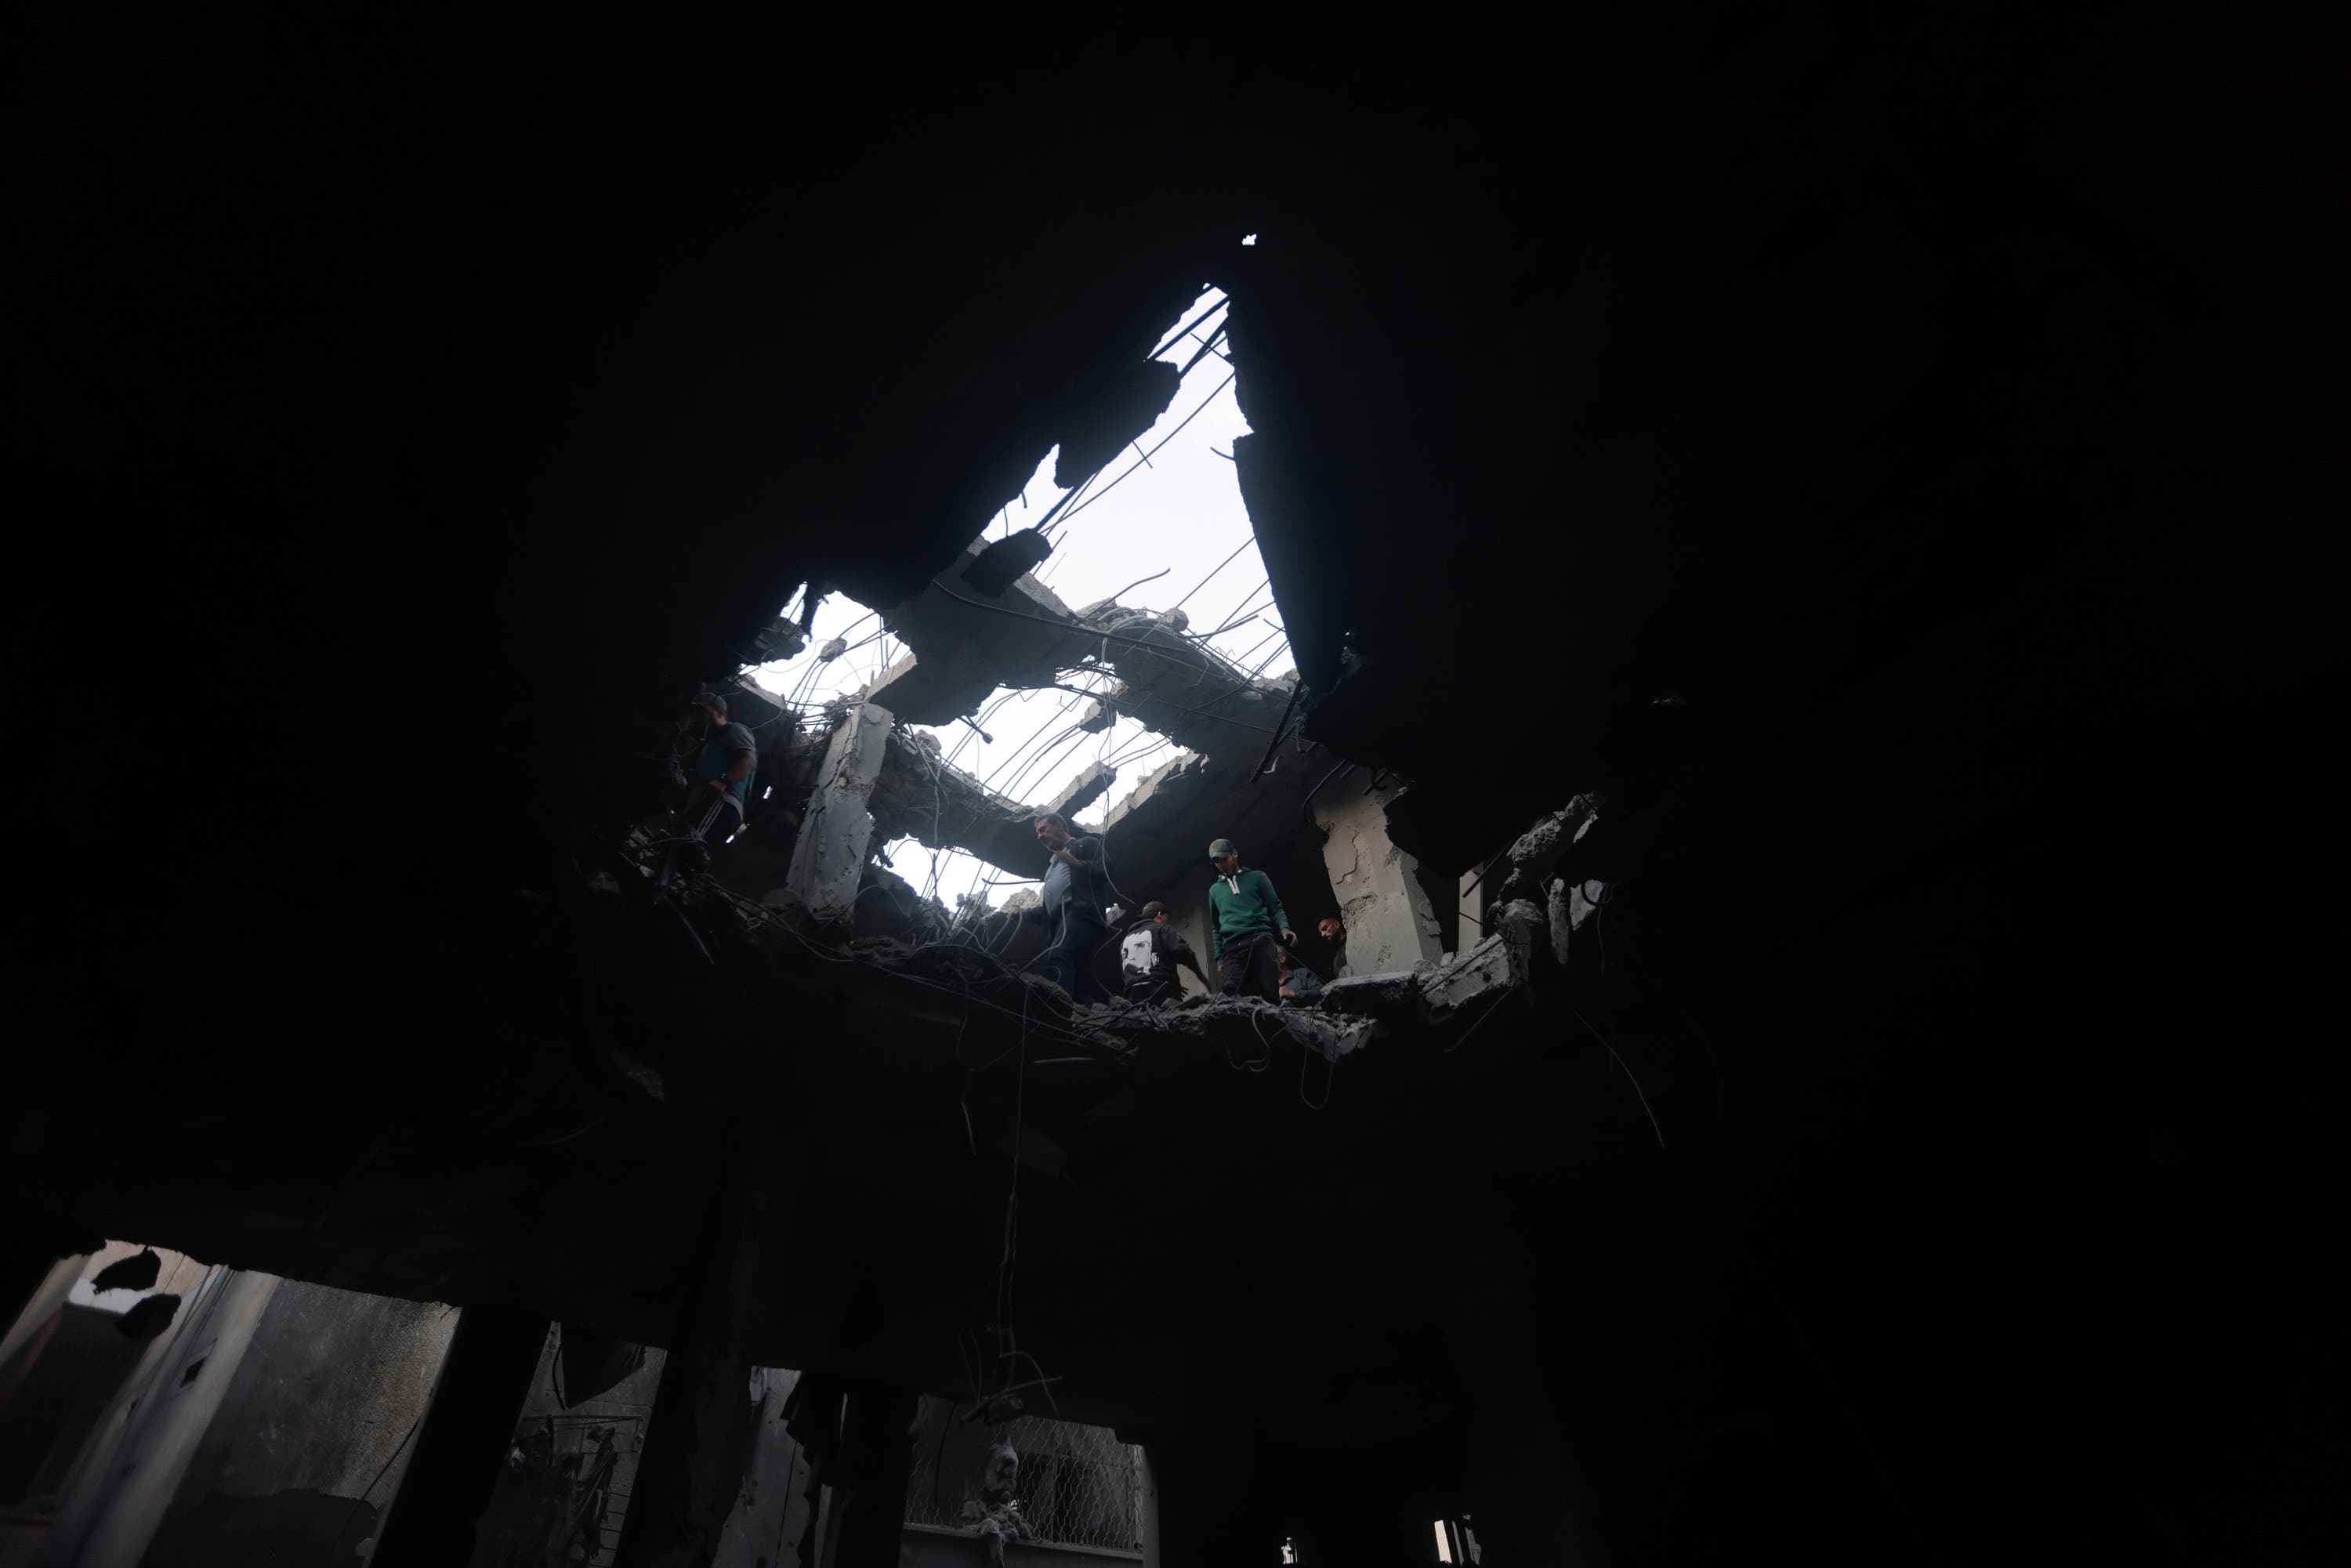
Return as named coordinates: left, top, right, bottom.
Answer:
left=32, top=1270, right=457, bottom=1568
left=141, top=1282, right=459, bottom=1567
left=1314, top=783, right=1443, bottom=975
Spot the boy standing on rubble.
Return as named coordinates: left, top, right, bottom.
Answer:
left=1118, top=901, right=1212, bottom=1005
left=1207, top=838, right=1296, bottom=1001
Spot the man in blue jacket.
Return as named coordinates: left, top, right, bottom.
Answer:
left=1031, top=812, right=1112, bottom=1004
left=1207, top=838, right=1297, bottom=1001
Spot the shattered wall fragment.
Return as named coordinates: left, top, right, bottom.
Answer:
left=786, top=701, right=894, bottom=922
left=1314, top=780, right=1444, bottom=975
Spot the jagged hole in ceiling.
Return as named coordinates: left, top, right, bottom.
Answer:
left=741, top=287, right=1290, bottom=914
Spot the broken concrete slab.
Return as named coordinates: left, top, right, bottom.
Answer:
left=1081, top=604, right=1297, bottom=766
left=1494, top=899, right=1545, bottom=993
left=861, top=552, right=1295, bottom=766
left=859, top=538, right=1094, bottom=724
left=785, top=701, right=893, bottom=923
left=1494, top=793, right=1604, bottom=904
left=1423, top=932, right=1512, bottom=1015
left=1321, top=971, right=1425, bottom=1019
left=1074, top=990, right=1378, bottom=1063
left=865, top=728, right=1111, bottom=882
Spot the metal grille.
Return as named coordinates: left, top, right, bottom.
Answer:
left=473, top=1333, right=667, bottom=1568
left=905, top=1398, right=1143, bottom=1552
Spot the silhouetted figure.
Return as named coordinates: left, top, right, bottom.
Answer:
left=1027, top=812, right=1112, bottom=1004
left=675, top=690, right=757, bottom=851
left=958, top=1442, right=1035, bottom=1568
left=1118, top=900, right=1209, bottom=1004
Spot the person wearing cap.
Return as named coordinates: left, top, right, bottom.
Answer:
left=1116, top=900, right=1211, bottom=1005
left=1207, top=838, right=1295, bottom=1001
left=679, top=691, right=758, bottom=849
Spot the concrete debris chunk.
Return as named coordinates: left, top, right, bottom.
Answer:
left=1546, top=878, right=1575, bottom=965
left=1494, top=899, right=1545, bottom=990
left=784, top=701, right=893, bottom=924
left=1495, top=792, right=1605, bottom=904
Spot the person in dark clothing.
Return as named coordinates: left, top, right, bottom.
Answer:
left=1317, top=911, right=1349, bottom=979
left=1277, top=949, right=1325, bottom=1005
left=1207, top=838, right=1295, bottom=1001
left=1116, top=900, right=1211, bottom=1005
left=677, top=691, right=757, bottom=849
left=1030, top=811, right=1111, bottom=1004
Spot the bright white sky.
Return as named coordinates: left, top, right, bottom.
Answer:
left=743, top=288, right=1289, bottom=913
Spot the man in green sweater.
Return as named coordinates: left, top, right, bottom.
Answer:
left=1206, top=837, right=1297, bottom=1001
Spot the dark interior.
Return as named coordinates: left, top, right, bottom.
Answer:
left=10, top=5, right=2345, bottom=1564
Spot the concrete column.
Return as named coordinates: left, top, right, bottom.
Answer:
left=709, top=1368, right=820, bottom=1568
left=1444, top=1213, right=1617, bottom=1568
left=613, top=1128, right=784, bottom=1568
left=1315, top=784, right=1444, bottom=974
left=784, top=702, right=893, bottom=923
left=368, top=1302, right=550, bottom=1568
left=826, top=1384, right=920, bottom=1568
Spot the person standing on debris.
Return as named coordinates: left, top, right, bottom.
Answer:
left=1118, top=900, right=1211, bottom=1005
left=678, top=691, right=758, bottom=850
left=1317, top=911, right=1349, bottom=979
left=1031, top=811, right=1112, bottom=1004
left=1277, top=949, right=1325, bottom=1005
left=1208, top=838, right=1296, bottom=1001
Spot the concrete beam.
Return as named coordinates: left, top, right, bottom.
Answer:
left=860, top=540, right=1092, bottom=724
left=1315, top=783, right=1444, bottom=974
left=866, top=730, right=1112, bottom=882
left=1081, top=606, right=1296, bottom=767
left=860, top=540, right=1295, bottom=766
left=614, top=1132, right=784, bottom=1568
left=784, top=701, right=893, bottom=922
left=361, top=1304, right=549, bottom=1568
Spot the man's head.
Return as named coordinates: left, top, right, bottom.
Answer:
left=686, top=690, right=727, bottom=732
left=1034, top=812, right=1071, bottom=853
left=1140, top=900, right=1168, bottom=925
left=1208, top=837, right=1240, bottom=875
left=1277, top=949, right=1292, bottom=974
left=1317, top=911, right=1346, bottom=942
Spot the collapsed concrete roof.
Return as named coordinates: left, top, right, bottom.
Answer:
left=19, top=5, right=2343, bottom=1560
left=863, top=542, right=1298, bottom=770
left=826, top=529, right=1321, bottom=898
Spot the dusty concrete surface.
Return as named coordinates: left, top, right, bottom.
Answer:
left=785, top=701, right=895, bottom=922
left=1315, top=783, right=1444, bottom=975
